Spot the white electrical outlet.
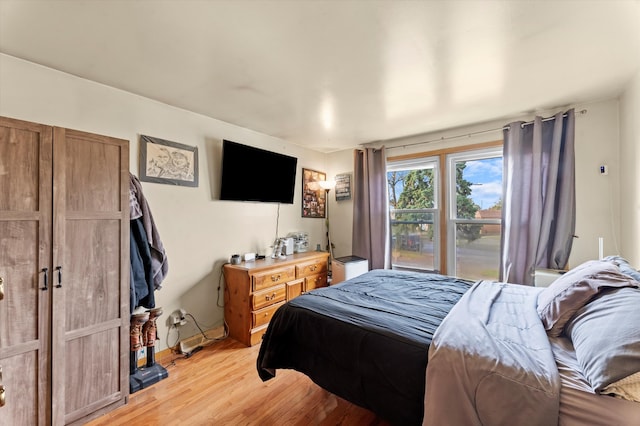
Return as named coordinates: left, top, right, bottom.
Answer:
left=169, top=309, right=188, bottom=327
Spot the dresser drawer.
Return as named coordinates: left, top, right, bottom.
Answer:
left=304, top=273, right=328, bottom=292
left=250, top=324, right=269, bottom=346
left=296, top=258, right=327, bottom=278
left=252, top=266, right=296, bottom=291
left=252, top=284, right=286, bottom=310
left=252, top=301, right=285, bottom=328
left=286, top=278, right=304, bottom=300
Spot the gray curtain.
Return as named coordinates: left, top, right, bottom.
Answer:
left=500, top=109, right=575, bottom=285
left=352, top=147, right=390, bottom=270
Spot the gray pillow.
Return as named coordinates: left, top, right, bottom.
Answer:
left=565, top=287, right=640, bottom=392
left=536, top=260, right=637, bottom=337
left=603, top=255, right=640, bottom=282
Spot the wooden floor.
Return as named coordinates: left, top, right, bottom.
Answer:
left=86, top=338, right=390, bottom=426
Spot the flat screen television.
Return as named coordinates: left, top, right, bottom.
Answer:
left=220, top=140, right=298, bottom=204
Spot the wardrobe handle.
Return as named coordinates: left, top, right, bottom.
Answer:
left=55, top=266, right=62, bottom=288
left=41, top=268, right=48, bottom=291
left=0, top=277, right=4, bottom=301
left=0, top=366, right=5, bottom=408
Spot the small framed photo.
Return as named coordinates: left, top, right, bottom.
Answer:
left=335, top=173, right=352, bottom=201
left=302, top=168, right=326, bottom=218
left=140, top=135, right=199, bottom=187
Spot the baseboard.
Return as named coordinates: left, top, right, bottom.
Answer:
left=178, top=326, right=226, bottom=354
left=136, top=325, right=226, bottom=365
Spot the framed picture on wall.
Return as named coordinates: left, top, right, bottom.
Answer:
left=335, top=172, right=352, bottom=201
left=302, top=168, right=326, bottom=218
left=139, top=135, right=199, bottom=187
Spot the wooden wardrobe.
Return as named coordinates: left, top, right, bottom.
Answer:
left=0, top=116, right=130, bottom=425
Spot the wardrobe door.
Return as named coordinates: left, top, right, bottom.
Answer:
left=0, top=117, right=52, bottom=426
left=51, top=127, right=129, bottom=425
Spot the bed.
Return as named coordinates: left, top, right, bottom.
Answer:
left=257, top=258, right=640, bottom=425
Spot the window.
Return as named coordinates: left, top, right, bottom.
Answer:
left=447, top=148, right=503, bottom=280
left=387, top=143, right=502, bottom=280
left=387, top=157, right=439, bottom=272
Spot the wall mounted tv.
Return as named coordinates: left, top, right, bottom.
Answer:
left=220, top=139, right=298, bottom=204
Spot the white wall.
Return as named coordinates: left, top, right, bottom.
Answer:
left=1, top=52, right=635, bottom=351
left=326, top=98, right=625, bottom=270
left=619, top=70, right=640, bottom=265
left=0, top=54, right=329, bottom=351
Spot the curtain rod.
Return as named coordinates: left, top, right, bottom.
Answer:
left=386, top=109, right=587, bottom=151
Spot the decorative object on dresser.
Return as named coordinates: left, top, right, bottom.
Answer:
left=0, top=116, right=130, bottom=425
left=223, top=252, right=329, bottom=346
left=286, top=232, right=309, bottom=253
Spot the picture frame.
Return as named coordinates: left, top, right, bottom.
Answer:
left=139, top=135, right=199, bottom=187
left=335, top=172, right=352, bottom=201
left=301, top=168, right=326, bottom=218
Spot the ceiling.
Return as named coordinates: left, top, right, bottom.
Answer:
left=1, top=1, right=639, bottom=153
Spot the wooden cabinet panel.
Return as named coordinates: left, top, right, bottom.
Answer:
left=64, top=133, right=123, bottom=212
left=0, top=351, right=44, bottom=425
left=0, top=117, right=128, bottom=426
left=63, top=220, right=121, bottom=328
left=0, top=117, right=52, bottom=426
left=224, top=252, right=329, bottom=346
left=63, top=329, right=121, bottom=423
left=52, top=126, right=129, bottom=426
left=0, top=124, right=44, bottom=212
left=0, top=222, right=40, bottom=347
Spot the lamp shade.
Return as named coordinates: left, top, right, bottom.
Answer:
left=318, top=180, right=336, bottom=191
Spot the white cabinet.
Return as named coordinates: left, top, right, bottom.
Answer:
left=534, top=268, right=565, bottom=287
left=332, top=256, right=368, bottom=285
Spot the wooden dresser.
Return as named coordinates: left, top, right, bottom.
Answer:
left=223, top=251, right=329, bottom=346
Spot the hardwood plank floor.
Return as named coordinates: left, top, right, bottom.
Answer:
left=86, top=338, right=391, bottom=425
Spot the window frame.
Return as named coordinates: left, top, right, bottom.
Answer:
left=386, top=140, right=503, bottom=276
left=387, top=156, right=440, bottom=272
left=446, top=146, right=503, bottom=278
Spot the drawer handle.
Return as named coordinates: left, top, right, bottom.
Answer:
left=310, top=265, right=317, bottom=271
left=270, top=274, right=281, bottom=282
left=264, top=312, right=270, bottom=318
left=265, top=293, right=277, bottom=301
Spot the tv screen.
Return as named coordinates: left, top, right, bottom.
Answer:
left=220, top=140, right=298, bottom=204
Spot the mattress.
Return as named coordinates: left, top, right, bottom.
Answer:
left=550, top=336, right=640, bottom=426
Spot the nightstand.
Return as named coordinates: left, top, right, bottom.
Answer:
left=534, top=268, right=566, bottom=287
left=332, top=256, right=368, bottom=285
